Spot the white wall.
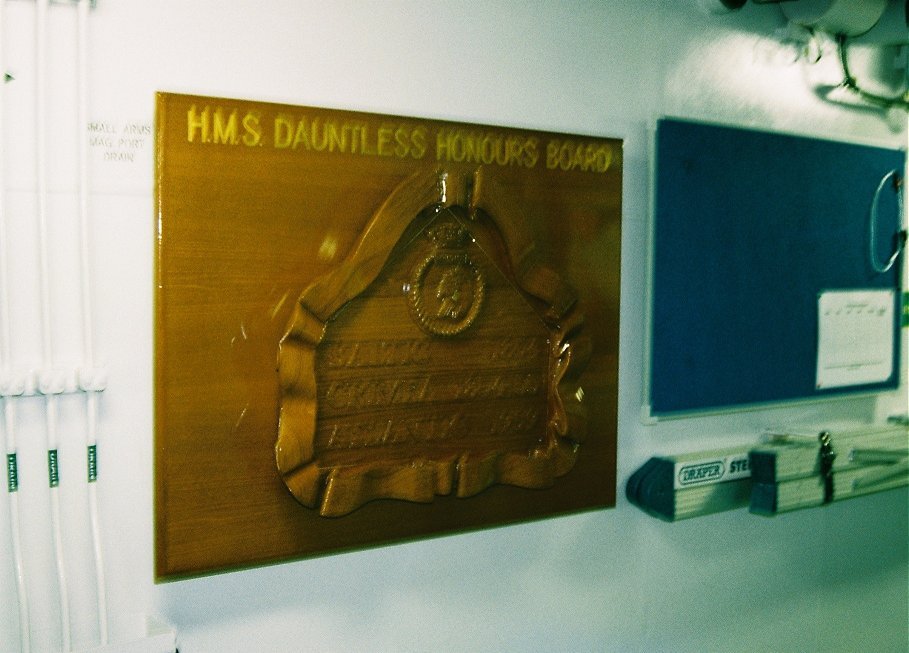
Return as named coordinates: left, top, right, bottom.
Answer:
left=0, top=1, right=906, bottom=652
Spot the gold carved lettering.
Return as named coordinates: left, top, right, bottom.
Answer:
left=186, top=105, right=613, bottom=176
left=435, top=128, right=539, bottom=169
left=186, top=104, right=209, bottom=143
left=212, top=107, right=239, bottom=145
left=271, top=114, right=427, bottom=159
left=321, top=405, right=544, bottom=451
left=545, top=139, right=613, bottom=173
left=320, top=340, right=434, bottom=368
left=186, top=104, right=262, bottom=147
left=323, top=377, right=430, bottom=411
left=241, top=112, right=262, bottom=146
left=319, top=337, right=547, bottom=371
left=319, top=370, right=544, bottom=412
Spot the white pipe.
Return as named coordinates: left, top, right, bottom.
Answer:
left=2, top=402, right=30, bottom=653
left=35, top=0, right=71, bottom=650
left=76, top=0, right=108, bottom=644
left=46, top=399, right=69, bottom=653
left=0, top=3, right=32, bottom=650
left=77, top=0, right=92, bottom=366
left=6, top=422, right=31, bottom=653
left=0, top=0, right=8, bottom=368
left=35, top=0, right=51, bottom=367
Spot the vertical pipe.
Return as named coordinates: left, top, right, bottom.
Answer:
left=5, top=406, right=30, bottom=653
left=35, top=0, right=71, bottom=649
left=0, top=2, right=32, bottom=650
left=76, top=0, right=91, bottom=368
left=76, top=0, right=108, bottom=644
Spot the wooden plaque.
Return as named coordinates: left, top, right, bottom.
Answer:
left=155, top=92, right=621, bottom=578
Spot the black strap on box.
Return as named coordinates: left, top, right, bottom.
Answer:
left=818, top=431, right=836, bottom=504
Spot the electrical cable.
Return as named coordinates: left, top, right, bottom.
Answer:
left=76, top=0, right=108, bottom=644
left=0, top=2, right=32, bottom=649
left=36, top=0, right=72, bottom=649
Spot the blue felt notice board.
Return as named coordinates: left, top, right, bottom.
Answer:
left=649, top=118, right=905, bottom=415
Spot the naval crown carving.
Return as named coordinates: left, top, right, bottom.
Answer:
left=406, top=220, right=485, bottom=337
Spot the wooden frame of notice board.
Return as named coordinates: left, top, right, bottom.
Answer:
left=645, top=118, right=905, bottom=418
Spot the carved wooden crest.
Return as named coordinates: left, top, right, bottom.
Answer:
left=277, top=169, right=590, bottom=516
left=155, top=92, right=620, bottom=576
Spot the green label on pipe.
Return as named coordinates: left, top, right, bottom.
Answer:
left=6, top=453, right=17, bottom=493
left=902, top=292, right=908, bottom=327
left=48, top=449, right=59, bottom=488
left=87, top=445, right=98, bottom=483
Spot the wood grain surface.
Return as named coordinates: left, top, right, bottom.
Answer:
left=155, top=92, right=622, bottom=578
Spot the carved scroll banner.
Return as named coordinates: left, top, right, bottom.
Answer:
left=154, top=92, right=621, bottom=578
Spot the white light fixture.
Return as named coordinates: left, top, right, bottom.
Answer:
left=697, top=0, right=747, bottom=15
left=781, top=0, right=898, bottom=41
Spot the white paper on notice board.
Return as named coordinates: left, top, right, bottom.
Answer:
left=816, top=289, right=894, bottom=389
